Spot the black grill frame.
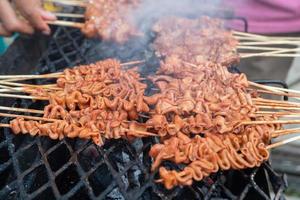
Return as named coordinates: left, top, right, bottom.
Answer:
left=0, top=26, right=288, bottom=200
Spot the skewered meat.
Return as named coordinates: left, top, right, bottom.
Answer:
left=19, top=59, right=154, bottom=145
left=138, top=48, right=281, bottom=189
left=146, top=64, right=256, bottom=137
left=150, top=122, right=278, bottom=189
left=153, top=16, right=239, bottom=73
left=9, top=115, right=151, bottom=146
left=4, top=51, right=281, bottom=192
left=31, top=59, right=150, bottom=116
left=82, top=0, right=142, bottom=43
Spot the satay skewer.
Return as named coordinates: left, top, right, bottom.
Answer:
left=235, top=36, right=300, bottom=42
left=241, top=119, right=300, bottom=125
left=0, top=82, right=58, bottom=89
left=254, top=102, right=300, bottom=108
left=255, top=111, right=300, bottom=116
left=0, top=124, right=10, bottom=128
left=0, top=72, right=62, bottom=80
left=250, top=89, right=300, bottom=101
left=267, top=135, right=300, bottom=149
left=0, top=93, right=48, bottom=100
left=47, top=20, right=84, bottom=28
left=44, top=0, right=87, bottom=7
left=0, top=106, right=44, bottom=114
left=253, top=98, right=300, bottom=106
left=257, top=105, right=300, bottom=111
left=250, top=81, right=300, bottom=95
left=272, top=128, right=300, bottom=138
left=255, top=114, right=300, bottom=118
left=54, top=13, right=85, bottom=18
left=241, top=49, right=300, bottom=59
left=238, top=46, right=299, bottom=51
left=0, top=112, right=58, bottom=122
left=233, top=31, right=300, bottom=41
left=0, top=60, right=146, bottom=81
left=256, top=103, right=300, bottom=109
left=254, top=99, right=300, bottom=107
left=242, top=54, right=300, bottom=58
left=239, top=40, right=300, bottom=46
left=121, top=128, right=157, bottom=137
left=146, top=65, right=299, bottom=97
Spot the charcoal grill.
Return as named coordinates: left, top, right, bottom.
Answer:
left=0, top=20, right=288, bottom=199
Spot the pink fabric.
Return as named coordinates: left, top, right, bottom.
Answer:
left=226, top=0, right=300, bottom=34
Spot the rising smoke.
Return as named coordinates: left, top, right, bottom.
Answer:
left=132, top=0, right=222, bottom=32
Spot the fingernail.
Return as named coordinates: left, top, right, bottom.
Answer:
left=40, top=10, right=57, bottom=20
left=42, top=30, right=50, bottom=35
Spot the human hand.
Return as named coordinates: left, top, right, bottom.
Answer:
left=0, top=0, right=57, bottom=36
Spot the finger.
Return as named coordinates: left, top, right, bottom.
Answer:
left=0, top=24, right=12, bottom=37
left=15, top=0, right=56, bottom=35
left=23, top=11, right=51, bottom=35
left=38, top=8, right=57, bottom=35
left=0, top=0, right=34, bottom=34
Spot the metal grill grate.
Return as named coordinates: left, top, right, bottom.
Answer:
left=0, top=27, right=288, bottom=200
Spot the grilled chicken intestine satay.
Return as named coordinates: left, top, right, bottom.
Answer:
left=146, top=64, right=256, bottom=137
left=153, top=16, right=239, bottom=71
left=82, top=0, right=142, bottom=43
left=10, top=113, right=150, bottom=146
left=149, top=121, right=279, bottom=189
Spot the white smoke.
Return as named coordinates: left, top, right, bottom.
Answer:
left=132, top=0, right=222, bottom=32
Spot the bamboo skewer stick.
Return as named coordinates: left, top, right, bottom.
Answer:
left=250, top=83, right=300, bottom=100
left=238, top=46, right=300, bottom=51
left=254, top=102, right=300, bottom=108
left=0, top=87, right=59, bottom=94
left=0, top=85, right=21, bottom=92
left=233, top=31, right=300, bottom=41
left=0, top=123, right=10, bottom=128
left=272, top=128, right=300, bottom=138
left=255, top=114, right=300, bottom=118
left=241, top=119, right=300, bottom=125
left=233, top=31, right=267, bottom=39
left=253, top=98, right=300, bottom=106
left=241, top=48, right=300, bottom=58
left=0, top=81, right=58, bottom=89
left=122, top=128, right=157, bottom=137
left=47, top=20, right=84, bottom=28
left=255, top=102, right=300, bottom=108
left=250, top=89, right=300, bottom=100
left=0, top=89, right=24, bottom=93
left=236, top=36, right=300, bottom=42
left=242, top=54, right=300, bottom=58
left=235, top=35, right=300, bottom=42
left=0, top=113, right=58, bottom=122
left=54, top=13, right=85, bottom=18
left=0, top=93, right=48, bottom=100
left=0, top=106, right=44, bottom=114
left=254, top=111, right=300, bottom=117
left=255, top=111, right=300, bottom=115
left=0, top=72, right=62, bottom=80
left=250, top=82, right=300, bottom=95
left=0, top=60, right=146, bottom=81
left=257, top=105, right=300, bottom=111
left=121, top=59, right=146, bottom=67
left=267, top=135, right=300, bottom=149
left=0, top=88, right=27, bottom=94
left=44, top=0, right=87, bottom=7
left=239, top=40, right=300, bottom=46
